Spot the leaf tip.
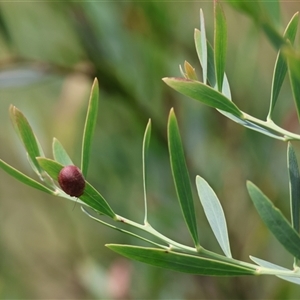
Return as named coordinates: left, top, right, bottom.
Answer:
left=92, top=77, right=99, bottom=87
left=195, top=175, right=202, bottom=184
left=169, top=107, right=175, bottom=118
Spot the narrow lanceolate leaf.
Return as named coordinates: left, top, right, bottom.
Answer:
left=268, top=12, right=299, bottom=118
left=142, top=119, right=152, bottom=223
left=195, top=9, right=208, bottom=84
left=287, top=53, right=300, bottom=123
left=168, top=109, right=199, bottom=248
left=52, top=138, right=74, bottom=166
left=9, top=105, right=43, bottom=174
left=247, top=181, right=300, bottom=260
left=37, top=157, right=63, bottom=180
left=195, top=29, right=231, bottom=100
left=195, top=29, right=216, bottom=88
left=196, top=176, right=232, bottom=258
left=287, top=143, right=300, bottom=233
left=163, top=78, right=242, bottom=118
left=81, top=78, right=99, bottom=177
left=81, top=182, right=116, bottom=218
left=250, top=256, right=300, bottom=285
left=0, top=159, right=54, bottom=195
left=214, top=1, right=227, bottom=92
left=37, top=157, right=116, bottom=218
left=107, top=245, right=257, bottom=276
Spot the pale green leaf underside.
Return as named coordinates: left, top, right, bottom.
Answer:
left=214, top=1, right=227, bottom=92
left=250, top=256, right=300, bottom=285
left=196, top=176, right=232, bottom=258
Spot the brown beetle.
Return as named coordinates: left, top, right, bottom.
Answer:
left=58, top=165, right=85, bottom=197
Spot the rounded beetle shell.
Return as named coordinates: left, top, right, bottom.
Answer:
left=58, top=165, right=85, bottom=197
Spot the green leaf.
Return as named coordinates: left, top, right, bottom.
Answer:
left=52, top=138, right=74, bottom=166
left=247, top=181, right=300, bottom=260
left=81, top=78, right=99, bottom=178
left=0, top=158, right=54, bottom=195
left=162, top=78, right=242, bottom=118
left=287, top=52, right=300, bottom=123
left=214, top=1, right=227, bottom=92
left=195, top=29, right=216, bottom=89
left=261, top=22, right=286, bottom=50
left=250, top=256, right=300, bottom=285
left=9, top=105, right=43, bottom=175
left=36, top=157, right=63, bottom=180
left=81, top=182, right=116, bottom=219
left=167, top=109, right=199, bottom=248
left=268, top=12, right=299, bottom=118
left=226, top=0, right=285, bottom=50
left=287, top=143, right=300, bottom=233
left=37, top=157, right=115, bottom=218
left=195, top=29, right=231, bottom=100
left=196, top=9, right=207, bottom=84
left=196, top=176, right=232, bottom=258
left=142, top=119, right=151, bottom=223
left=107, top=244, right=257, bottom=276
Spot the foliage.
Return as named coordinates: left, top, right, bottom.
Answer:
left=1, top=1, right=300, bottom=297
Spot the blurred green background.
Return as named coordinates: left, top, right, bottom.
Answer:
left=0, top=1, right=300, bottom=299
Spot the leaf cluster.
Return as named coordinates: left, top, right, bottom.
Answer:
left=1, top=1, right=300, bottom=285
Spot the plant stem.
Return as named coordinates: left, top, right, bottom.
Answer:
left=243, top=113, right=300, bottom=141
left=115, top=214, right=258, bottom=270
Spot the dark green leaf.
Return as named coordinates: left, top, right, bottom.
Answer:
left=9, top=105, right=43, bottom=175
left=168, top=109, right=199, bottom=248
left=261, top=22, right=286, bottom=50
left=247, top=181, right=300, bottom=260
left=287, top=52, right=300, bottom=123
left=52, top=138, right=74, bottom=166
left=81, top=78, right=99, bottom=177
left=37, top=157, right=115, bottom=218
left=214, top=1, right=227, bottom=92
left=0, top=159, right=54, bottom=195
left=268, top=12, right=299, bottom=118
left=107, top=244, right=257, bottom=276
left=163, top=78, right=242, bottom=117
left=287, top=143, right=300, bottom=233
left=196, top=176, right=232, bottom=258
